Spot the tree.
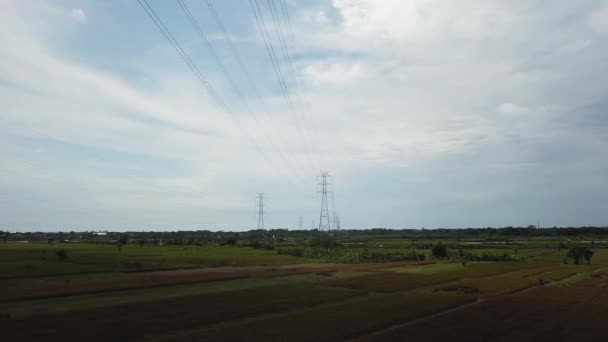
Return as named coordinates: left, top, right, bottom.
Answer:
left=55, top=249, right=68, bottom=261
left=567, top=247, right=594, bottom=265
left=118, top=235, right=128, bottom=245
left=432, top=243, right=449, bottom=259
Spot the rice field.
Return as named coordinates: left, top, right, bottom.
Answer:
left=1, top=241, right=606, bottom=341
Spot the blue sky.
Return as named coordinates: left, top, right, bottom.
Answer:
left=1, top=0, right=608, bottom=231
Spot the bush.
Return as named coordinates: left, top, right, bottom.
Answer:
left=308, top=236, right=340, bottom=248
left=55, top=249, right=68, bottom=261
left=251, top=241, right=275, bottom=250
left=567, top=247, right=593, bottom=264
left=277, top=247, right=425, bottom=263
left=431, top=243, right=449, bottom=259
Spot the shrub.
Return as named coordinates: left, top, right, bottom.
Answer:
left=277, top=247, right=425, bottom=263
left=55, top=249, right=68, bottom=261
left=567, top=247, right=593, bottom=264
left=251, top=241, right=275, bottom=250
left=431, top=243, right=449, bottom=259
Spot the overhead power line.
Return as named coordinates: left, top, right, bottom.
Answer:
left=249, top=0, right=319, bottom=172
left=136, top=0, right=308, bottom=193
left=203, top=0, right=314, bottom=179
left=177, top=0, right=311, bottom=185
left=275, top=0, right=326, bottom=168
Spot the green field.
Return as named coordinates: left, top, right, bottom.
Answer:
left=1, top=238, right=607, bottom=341
left=0, top=243, right=314, bottom=281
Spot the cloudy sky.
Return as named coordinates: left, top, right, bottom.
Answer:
left=1, top=0, right=607, bottom=231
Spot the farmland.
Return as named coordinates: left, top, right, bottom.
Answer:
left=1, top=229, right=608, bottom=341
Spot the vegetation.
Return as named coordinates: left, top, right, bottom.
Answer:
left=1, top=284, right=361, bottom=341
left=277, top=246, right=425, bottom=263
left=175, top=291, right=474, bottom=342
left=3, top=226, right=608, bottom=246
left=431, top=243, right=449, bottom=259
left=55, top=249, right=68, bottom=261
left=0, top=230, right=607, bottom=341
left=566, top=247, right=594, bottom=264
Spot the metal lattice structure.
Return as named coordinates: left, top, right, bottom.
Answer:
left=257, top=193, right=264, bottom=230
left=318, top=172, right=331, bottom=233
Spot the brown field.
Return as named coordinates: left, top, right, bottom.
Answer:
left=1, top=244, right=607, bottom=341
left=0, top=284, right=361, bottom=341
left=326, top=270, right=461, bottom=292
left=154, top=291, right=476, bottom=342
left=363, top=278, right=608, bottom=342
left=0, top=261, right=419, bottom=302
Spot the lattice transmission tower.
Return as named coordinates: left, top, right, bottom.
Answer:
left=318, top=172, right=331, bottom=233
left=256, top=193, right=264, bottom=230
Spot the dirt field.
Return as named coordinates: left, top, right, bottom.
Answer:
left=1, top=244, right=607, bottom=341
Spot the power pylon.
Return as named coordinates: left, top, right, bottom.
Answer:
left=318, top=172, right=331, bottom=233
left=256, top=193, right=264, bottom=230
left=299, top=216, right=303, bottom=230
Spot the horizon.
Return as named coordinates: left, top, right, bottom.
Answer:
left=5, top=225, right=608, bottom=234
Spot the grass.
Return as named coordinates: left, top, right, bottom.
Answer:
left=152, top=291, right=475, bottom=342
left=326, top=270, right=461, bottom=292
left=366, top=284, right=608, bottom=342
left=0, top=273, right=324, bottom=318
left=0, top=243, right=315, bottom=281
left=325, top=262, right=554, bottom=293
left=2, top=239, right=608, bottom=341
left=0, top=284, right=362, bottom=342
left=382, top=262, right=462, bottom=274
left=0, top=263, right=340, bottom=302
left=436, top=271, right=537, bottom=297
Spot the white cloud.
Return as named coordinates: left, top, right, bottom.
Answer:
left=562, top=39, right=592, bottom=53
left=498, top=103, right=529, bottom=116
left=589, top=2, right=608, bottom=34
left=1, top=0, right=608, bottom=229
left=70, top=8, right=87, bottom=23
left=303, top=60, right=367, bottom=85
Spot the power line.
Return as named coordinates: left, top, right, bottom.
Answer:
left=266, top=0, right=319, bottom=171
left=267, top=0, right=299, bottom=91
left=276, top=0, right=325, bottom=167
left=249, top=0, right=318, bottom=172
left=137, top=0, right=308, bottom=193
left=182, top=0, right=311, bottom=185
left=203, top=0, right=313, bottom=179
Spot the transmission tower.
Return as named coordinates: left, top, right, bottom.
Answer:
left=299, top=216, right=303, bottom=230
left=318, top=172, right=331, bottom=233
left=256, top=193, right=264, bottom=230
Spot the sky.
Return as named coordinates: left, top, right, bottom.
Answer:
left=1, top=0, right=607, bottom=231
